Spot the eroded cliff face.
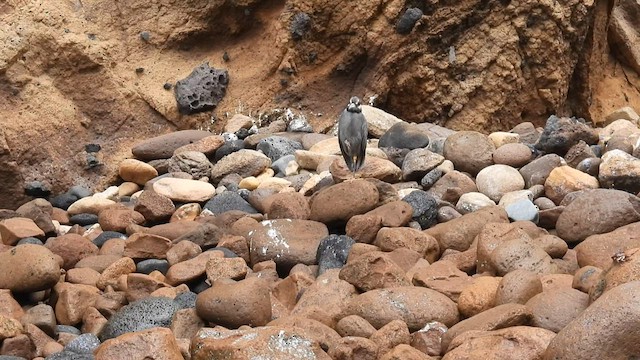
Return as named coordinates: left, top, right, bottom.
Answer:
left=0, top=0, right=638, bottom=208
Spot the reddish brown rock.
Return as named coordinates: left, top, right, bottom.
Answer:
left=123, top=233, right=172, bottom=260
left=267, top=316, right=342, bottom=354
left=0, top=333, right=36, bottom=359
left=572, top=266, right=602, bottom=293
left=412, top=260, right=473, bottom=302
left=75, top=254, right=122, bottom=273
left=134, top=190, right=176, bottom=222
left=99, top=238, right=126, bottom=256
left=95, top=327, right=183, bottom=360
left=366, top=200, right=414, bottom=227
left=446, top=326, right=555, bottom=359
left=0, top=217, right=45, bottom=245
left=272, top=272, right=316, bottom=311
left=165, top=239, right=202, bottom=266
left=427, top=170, right=478, bottom=203
left=589, top=247, right=640, bottom=301
left=457, top=276, right=501, bottom=318
left=264, top=192, right=311, bottom=220
left=410, top=321, right=447, bottom=357
left=191, top=326, right=331, bottom=360
left=0, top=290, right=24, bottom=320
left=344, top=286, right=459, bottom=331
left=309, top=179, right=379, bottom=223
left=292, top=270, right=358, bottom=324
left=0, top=314, right=23, bottom=341
left=575, top=221, right=640, bottom=269
left=165, top=251, right=224, bottom=285
left=526, top=288, right=589, bottom=332
left=205, top=257, right=249, bottom=283
left=443, top=131, right=495, bottom=176
left=339, top=251, right=410, bottom=291
left=143, top=220, right=202, bottom=240
left=66, top=267, right=100, bottom=286
left=475, top=222, right=533, bottom=274
left=0, top=245, right=61, bottom=292
left=544, top=166, right=599, bottom=204
left=374, top=228, right=439, bottom=263
left=53, top=283, right=100, bottom=325
left=330, top=156, right=402, bottom=183
left=248, top=219, right=328, bottom=268
left=370, top=319, right=411, bottom=356
left=195, top=277, right=272, bottom=328
left=490, top=238, right=557, bottom=276
left=381, top=344, right=434, bottom=360
left=45, top=233, right=99, bottom=269
left=96, top=257, right=136, bottom=290
left=173, top=135, right=225, bottom=156
left=543, top=281, right=640, bottom=360
left=426, top=206, right=509, bottom=252
left=328, top=336, right=378, bottom=360
left=336, top=315, right=377, bottom=338
left=556, top=189, right=640, bottom=244
left=345, top=214, right=383, bottom=244
left=170, top=308, right=205, bottom=340
left=217, top=234, right=250, bottom=263
left=441, top=303, right=533, bottom=351
left=494, top=270, right=543, bottom=305
left=125, top=273, right=170, bottom=302
left=23, top=323, right=54, bottom=358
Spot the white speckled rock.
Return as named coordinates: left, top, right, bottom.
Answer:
left=476, top=165, right=525, bottom=202
left=152, top=178, right=215, bottom=202
left=456, top=192, right=496, bottom=214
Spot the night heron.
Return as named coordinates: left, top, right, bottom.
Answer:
left=338, top=96, right=368, bottom=175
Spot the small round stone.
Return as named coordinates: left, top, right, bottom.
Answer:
left=476, top=165, right=525, bottom=202
left=492, top=143, right=532, bottom=167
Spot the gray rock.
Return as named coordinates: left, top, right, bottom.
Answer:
left=136, top=259, right=170, bottom=275
left=68, top=185, right=92, bottom=199
left=51, top=193, right=78, bottom=210
left=56, top=325, right=82, bottom=335
left=203, top=191, right=258, bottom=215
left=92, top=231, right=126, bottom=247
left=379, top=122, right=430, bottom=150
left=168, top=151, right=212, bottom=179
left=174, top=291, right=198, bottom=309
left=17, top=237, right=44, bottom=245
left=290, top=12, right=311, bottom=40
left=599, top=149, right=640, bottom=193
left=505, top=199, right=539, bottom=223
left=256, top=136, right=303, bottom=162
left=396, top=7, right=423, bottom=34
left=64, top=333, right=100, bottom=354
left=287, top=116, right=313, bottom=132
left=535, top=115, right=598, bottom=155
left=519, top=154, right=565, bottom=188
left=271, top=154, right=296, bottom=175
left=210, top=149, right=271, bottom=183
left=174, top=62, right=228, bottom=115
left=402, top=148, right=444, bottom=181
left=420, top=168, right=443, bottom=189
left=99, top=297, right=182, bottom=341
left=316, top=235, right=355, bottom=275
left=213, top=139, right=245, bottom=162
left=45, top=352, right=93, bottom=360
left=402, top=190, right=438, bottom=229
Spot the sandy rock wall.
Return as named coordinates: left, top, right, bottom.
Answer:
left=0, top=0, right=639, bottom=208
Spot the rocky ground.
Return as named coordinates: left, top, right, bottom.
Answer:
left=1, top=104, right=640, bottom=359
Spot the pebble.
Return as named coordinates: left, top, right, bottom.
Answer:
left=361, top=105, right=403, bottom=137
left=599, top=149, right=640, bottom=193
left=488, top=131, right=520, bottom=147
left=99, top=297, right=182, bottom=341
left=210, top=149, right=271, bottom=183
left=131, top=130, right=213, bottom=161
left=316, top=234, right=355, bottom=275
left=340, top=251, right=410, bottom=291
left=67, top=196, right=116, bottom=216
left=168, top=151, right=213, bottom=179
left=95, top=327, right=182, bottom=360
left=309, top=180, right=379, bottom=223
left=0, top=217, right=45, bottom=245
left=525, top=287, right=589, bottom=332
left=378, top=122, right=430, bottom=149
left=544, top=165, right=599, bottom=204
left=444, top=326, right=554, bottom=359
left=443, top=131, right=495, bottom=175
left=556, top=189, right=640, bottom=243
left=256, top=136, right=304, bottom=162
left=476, top=164, right=525, bottom=202
left=492, top=142, right=532, bottom=167
left=401, top=148, right=444, bottom=181
left=401, top=190, right=438, bottom=229
left=494, top=269, right=543, bottom=305
left=118, top=159, right=158, bottom=185
left=203, top=191, right=258, bottom=215
left=456, top=192, right=496, bottom=214
left=152, top=177, right=215, bottom=202
left=505, top=199, right=539, bottom=222
left=45, top=233, right=99, bottom=269
left=535, top=115, right=599, bottom=155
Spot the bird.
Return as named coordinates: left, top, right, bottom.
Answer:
left=338, top=96, right=368, bottom=176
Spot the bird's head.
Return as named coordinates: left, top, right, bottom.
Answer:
left=347, top=96, right=361, bottom=113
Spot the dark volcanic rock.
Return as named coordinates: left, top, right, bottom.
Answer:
left=136, top=259, right=170, bottom=275
left=396, top=7, right=423, bottom=34
left=24, top=181, right=50, bottom=197
left=291, top=12, right=312, bottom=40
left=174, top=62, right=229, bottom=115
left=203, top=191, right=258, bottom=215
left=99, top=297, right=182, bottom=341
left=379, top=122, right=430, bottom=150
left=535, top=115, right=598, bottom=155
left=213, top=139, right=245, bottom=162
left=256, top=136, right=303, bottom=162
left=316, top=234, right=355, bottom=275
left=92, top=231, right=127, bottom=247
left=402, top=190, right=438, bottom=229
